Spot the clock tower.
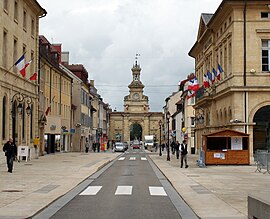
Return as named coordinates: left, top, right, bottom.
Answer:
left=124, top=59, right=149, bottom=113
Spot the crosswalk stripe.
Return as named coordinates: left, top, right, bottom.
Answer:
left=115, top=186, right=132, bottom=195
left=79, top=186, right=102, bottom=196
left=141, top=157, right=147, bottom=160
left=118, top=157, right=125, bottom=160
left=129, top=157, right=136, bottom=160
left=149, top=186, right=167, bottom=196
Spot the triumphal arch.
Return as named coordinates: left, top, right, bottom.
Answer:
left=109, top=61, right=163, bottom=143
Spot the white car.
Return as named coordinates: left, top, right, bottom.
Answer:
left=114, top=142, right=125, bottom=152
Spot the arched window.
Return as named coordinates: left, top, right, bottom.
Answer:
left=2, top=96, right=7, bottom=139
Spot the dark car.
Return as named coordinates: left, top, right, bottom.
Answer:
left=114, top=142, right=125, bottom=152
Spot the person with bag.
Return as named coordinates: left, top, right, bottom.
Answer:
left=3, top=138, right=17, bottom=173
left=180, top=140, right=188, bottom=168
left=175, top=140, right=180, bottom=159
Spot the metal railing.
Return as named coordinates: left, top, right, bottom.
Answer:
left=254, top=150, right=270, bottom=174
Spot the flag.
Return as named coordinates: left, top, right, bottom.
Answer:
left=207, top=70, right=212, bottom=86
left=187, top=90, right=195, bottom=99
left=45, top=106, right=51, bottom=116
left=203, top=74, right=210, bottom=88
left=29, top=72, right=37, bottom=81
left=15, top=54, right=27, bottom=77
left=192, top=77, right=199, bottom=91
left=212, top=68, right=217, bottom=83
left=217, top=64, right=223, bottom=80
left=188, top=79, right=194, bottom=91
left=178, top=78, right=189, bottom=91
left=25, top=59, right=32, bottom=68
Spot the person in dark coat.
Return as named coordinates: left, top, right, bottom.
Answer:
left=93, top=141, right=96, bottom=152
left=97, top=142, right=100, bottom=152
left=3, top=138, right=17, bottom=173
left=175, top=140, right=180, bottom=159
left=180, top=140, right=188, bottom=168
left=85, top=139, right=90, bottom=153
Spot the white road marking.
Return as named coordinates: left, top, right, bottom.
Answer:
left=118, top=157, right=125, bottom=160
left=115, top=186, right=133, bottom=195
left=79, top=186, right=102, bottom=196
left=149, top=186, right=167, bottom=196
left=141, top=157, right=147, bottom=160
left=129, top=157, right=136, bottom=160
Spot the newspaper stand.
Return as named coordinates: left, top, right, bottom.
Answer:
left=202, top=129, right=249, bottom=165
left=18, top=146, right=30, bottom=162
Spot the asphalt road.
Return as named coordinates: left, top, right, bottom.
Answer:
left=35, top=147, right=196, bottom=219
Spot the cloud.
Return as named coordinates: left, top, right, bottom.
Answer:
left=38, top=0, right=221, bottom=111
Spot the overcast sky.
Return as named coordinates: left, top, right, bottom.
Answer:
left=37, top=0, right=222, bottom=112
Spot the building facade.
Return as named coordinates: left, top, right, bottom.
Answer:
left=109, top=61, right=163, bottom=144
left=189, top=0, right=270, bottom=159
left=0, top=0, right=46, bottom=156
left=39, top=36, right=72, bottom=154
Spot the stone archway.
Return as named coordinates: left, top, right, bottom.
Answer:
left=253, top=105, right=270, bottom=152
left=130, top=123, right=142, bottom=141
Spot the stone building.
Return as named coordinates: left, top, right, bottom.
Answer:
left=39, top=36, right=72, bottom=154
left=0, top=0, right=46, bottom=155
left=109, top=61, right=163, bottom=144
left=189, top=0, right=270, bottom=159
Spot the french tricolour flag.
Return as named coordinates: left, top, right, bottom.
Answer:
left=217, top=64, right=223, bottom=80
left=212, top=68, right=217, bottom=83
left=203, top=74, right=210, bottom=88
left=15, top=54, right=27, bottom=77
left=207, top=70, right=212, bottom=86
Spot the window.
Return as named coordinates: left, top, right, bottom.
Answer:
left=23, top=9, right=27, bottom=31
left=2, top=96, right=7, bottom=140
left=261, top=12, right=270, bottom=18
left=13, top=38, right=18, bottom=72
left=2, top=30, right=7, bottom=68
left=262, top=40, right=270, bottom=71
left=14, top=1, right=18, bottom=22
left=31, top=18, right=35, bottom=36
left=31, top=51, right=34, bottom=73
left=3, top=0, right=8, bottom=12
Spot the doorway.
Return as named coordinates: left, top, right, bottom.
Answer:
left=253, top=105, right=270, bottom=152
left=130, top=123, right=142, bottom=141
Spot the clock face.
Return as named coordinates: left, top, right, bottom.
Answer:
left=133, top=93, right=140, bottom=100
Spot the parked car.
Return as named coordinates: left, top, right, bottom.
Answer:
left=114, top=142, right=125, bottom=152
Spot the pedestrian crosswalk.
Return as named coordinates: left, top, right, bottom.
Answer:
left=80, top=186, right=167, bottom=197
left=118, top=157, right=147, bottom=161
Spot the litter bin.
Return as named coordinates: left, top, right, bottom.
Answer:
left=191, top=147, right=195, bottom=154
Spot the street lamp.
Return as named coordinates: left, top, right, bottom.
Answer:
left=159, top=120, right=162, bottom=156
left=166, top=111, right=170, bottom=161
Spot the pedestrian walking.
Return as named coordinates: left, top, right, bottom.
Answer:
left=97, top=142, right=100, bottom=152
left=85, top=139, right=90, bottom=153
left=3, top=138, right=17, bottom=173
left=171, top=140, right=176, bottom=155
left=93, top=141, right=96, bottom=152
left=161, top=142, right=165, bottom=151
left=180, top=140, right=188, bottom=168
left=175, top=140, right=180, bottom=159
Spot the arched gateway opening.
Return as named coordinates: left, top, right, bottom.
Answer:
left=130, top=123, right=142, bottom=141
left=253, top=105, right=270, bottom=152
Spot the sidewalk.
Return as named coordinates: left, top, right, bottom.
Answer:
left=0, top=151, right=119, bottom=219
left=150, top=152, right=270, bottom=219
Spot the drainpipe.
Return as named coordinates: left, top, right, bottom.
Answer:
left=244, top=0, right=247, bottom=133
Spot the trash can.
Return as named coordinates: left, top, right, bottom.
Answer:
left=191, top=147, right=195, bottom=154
